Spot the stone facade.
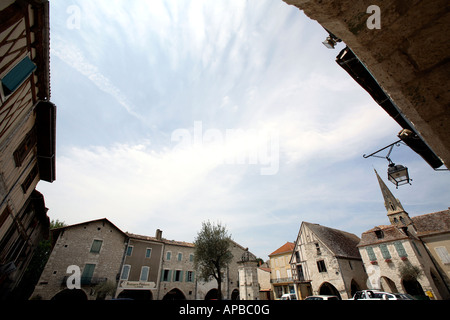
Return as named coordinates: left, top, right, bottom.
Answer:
left=31, top=219, right=127, bottom=300
left=290, top=222, right=368, bottom=300
left=358, top=171, right=450, bottom=300
left=32, top=218, right=251, bottom=300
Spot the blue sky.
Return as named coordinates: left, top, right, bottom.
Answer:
left=37, top=0, right=449, bottom=259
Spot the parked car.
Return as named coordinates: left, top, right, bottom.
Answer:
left=350, top=290, right=415, bottom=300
left=304, top=295, right=339, bottom=300
left=280, top=293, right=297, bottom=300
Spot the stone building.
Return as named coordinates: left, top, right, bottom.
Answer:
left=268, top=242, right=295, bottom=299
left=357, top=170, right=450, bottom=300
left=196, top=239, right=248, bottom=300
left=0, top=0, right=56, bottom=299
left=32, top=218, right=252, bottom=300
left=290, top=222, right=368, bottom=300
left=31, top=219, right=128, bottom=300
left=157, top=236, right=197, bottom=300
left=115, top=231, right=165, bottom=300
left=237, top=250, right=260, bottom=300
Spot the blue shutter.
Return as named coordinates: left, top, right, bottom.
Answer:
left=1, top=56, right=36, bottom=94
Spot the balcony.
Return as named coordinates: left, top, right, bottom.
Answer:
left=62, top=276, right=108, bottom=286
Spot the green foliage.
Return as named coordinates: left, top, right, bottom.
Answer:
left=193, top=221, right=233, bottom=300
left=398, top=263, right=423, bottom=281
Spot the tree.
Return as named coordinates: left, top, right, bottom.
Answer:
left=193, top=221, right=233, bottom=300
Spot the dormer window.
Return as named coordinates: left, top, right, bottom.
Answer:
left=375, top=230, right=384, bottom=239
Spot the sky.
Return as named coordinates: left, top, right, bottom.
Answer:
left=37, top=0, right=449, bottom=259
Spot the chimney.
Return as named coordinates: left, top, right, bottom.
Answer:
left=156, top=229, right=162, bottom=240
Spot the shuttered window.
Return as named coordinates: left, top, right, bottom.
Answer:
left=1, top=56, right=36, bottom=95
left=121, top=265, right=130, bottom=280
left=140, top=266, right=149, bottom=281
left=394, top=241, right=407, bottom=257
left=379, top=244, right=391, bottom=259
left=366, top=247, right=377, bottom=261
left=90, top=240, right=103, bottom=253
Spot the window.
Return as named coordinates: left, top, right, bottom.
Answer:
left=166, top=251, right=171, bottom=261
left=81, top=264, right=96, bottom=284
left=379, top=244, right=391, bottom=259
left=177, top=252, right=183, bottom=261
left=296, top=265, right=305, bottom=281
left=0, top=206, right=11, bottom=229
left=315, top=243, right=321, bottom=255
left=189, top=254, right=194, bottom=262
left=394, top=241, right=407, bottom=258
left=186, top=271, right=195, bottom=282
left=13, top=127, right=37, bottom=167
left=366, top=247, right=377, bottom=261
left=162, top=269, right=171, bottom=282
left=121, top=265, right=130, bottom=280
left=1, top=56, right=36, bottom=96
left=317, top=260, right=327, bottom=273
left=126, top=245, right=133, bottom=256
left=140, top=266, right=149, bottom=281
left=145, top=248, right=152, bottom=258
left=174, top=270, right=183, bottom=282
left=90, top=240, right=103, bottom=253
left=374, top=230, right=384, bottom=239
left=295, top=251, right=300, bottom=263
left=435, top=247, right=450, bottom=264
left=21, top=164, right=38, bottom=193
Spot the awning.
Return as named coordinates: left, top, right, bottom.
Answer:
left=35, top=101, right=56, bottom=182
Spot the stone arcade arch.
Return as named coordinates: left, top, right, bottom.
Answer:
left=116, top=289, right=153, bottom=300
left=162, top=288, right=186, bottom=300
left=318, top=282, right=341, bottom=299
left=380, top=276, right=398, bottom=293
left=205, top=288, right=219, bottom=300
left=350, top=279, right=362, bottom=298
left=51, top=289, right=88, bottom=301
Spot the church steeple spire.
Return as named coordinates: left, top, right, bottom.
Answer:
left=374, top=169, right=413, bottom=228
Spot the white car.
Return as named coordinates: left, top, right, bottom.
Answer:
left=350, top=290, right=414, bottom=300
left=280, top=293, right=297, bottom=300
left=304, top=295, right=339, bottom=300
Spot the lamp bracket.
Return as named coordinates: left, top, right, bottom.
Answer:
left=363, top=139, right=403, bottom=163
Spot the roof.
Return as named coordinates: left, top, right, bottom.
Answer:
left=358, top=225, right=409, bottom=247
left=269, top=242, right=295, bottom=257
left=412, top=209, right=450, bottom=237
left=127, top=232, right=195, bottom=248
left=303, top=222, right=362, bottom=259
left=359, top=209, right=450, bottom=246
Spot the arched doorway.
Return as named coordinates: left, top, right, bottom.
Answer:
left=163, top=288, right=186, bottom=300
left=52, top=289, right=88, bottom=301
left=117, top=289, right=153, bottom=300
left=231, top=289, right=239, bottom=300
left=380, top=276, right=398, bottom=293
left=318, top=282, right=341, bottom=299
left=350, top=279, right=361, bottom=298
left=402, top=278, right=426, bottom=300
left=205, top=288, right=219, bottom=300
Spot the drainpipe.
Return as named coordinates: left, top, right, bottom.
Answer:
left=115, top=236, right=130, bottom=298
